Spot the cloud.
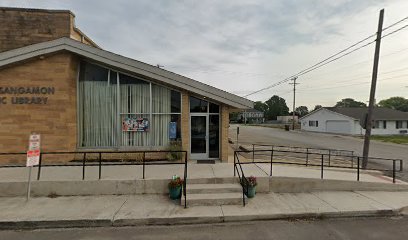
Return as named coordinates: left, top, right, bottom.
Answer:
left=1, top=0, right=407, bottom=108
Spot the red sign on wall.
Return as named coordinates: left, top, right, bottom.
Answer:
left=26, top=133, right=41, bottom=167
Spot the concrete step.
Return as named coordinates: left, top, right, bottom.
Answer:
left=183, top=192, right=243, bottom=206
left=186, top=183, right=242, bottom=194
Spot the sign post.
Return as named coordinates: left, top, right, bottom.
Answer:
left=26, top=133, right=40, bottom=201
left=236, top=127, right=240, bottom=149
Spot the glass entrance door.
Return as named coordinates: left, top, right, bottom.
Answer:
left=190, top=115, right=207, bottom=159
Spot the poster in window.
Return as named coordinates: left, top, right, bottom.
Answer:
left=169, top=122, right=177, bottom=139
left=122, top=116, right=149, bottom=132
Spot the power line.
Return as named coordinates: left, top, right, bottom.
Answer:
left=383, top=16, right=408, bottom=31
left=382, top=23, right=408, bottom=39
left=244, top=15, right=408, bottom=98
left=244, top=39, right=376, bottom=97
left=297, top=73, right=408, bottom=92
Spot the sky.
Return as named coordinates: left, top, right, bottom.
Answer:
left=1, top=0, right=408, bottom=110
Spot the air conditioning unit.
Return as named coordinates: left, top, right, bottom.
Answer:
left=399, top=130, right=408, bottom=134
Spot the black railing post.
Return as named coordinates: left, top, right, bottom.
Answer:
left=142, top=152, right=146, bottom=179
left=234, top=152, right=236, bottom=177
left=357, top=157, right=360, bottom=181
left=270, top=149, right=274, bottom=176
left=82, top=153, right=86, bottom=180
left=393, top=160, right=396, bottom=184
left=242, top=186, right=245, bottom=206
left=98, top=152, right=102, bottom=180
left=351, top=155, right=354, bottom=168
left=184, top=151, right=187, bottom=208
left=306, top=148, right=309, bottom=166
left=252, top=144, right=255, bottom=162
left=37, top=152, right=42, bottom=180
left=321, top=154, right=324, bottom=179
left=328, top=150, right=331, bottom=167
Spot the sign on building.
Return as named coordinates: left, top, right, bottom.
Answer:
left=122, top=116, right=149, bottom=132
left=26, top=133, right=40, bottom=167
left=169, top=122, right=177, bottom=139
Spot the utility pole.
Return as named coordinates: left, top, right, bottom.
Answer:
left=362, top=9, right=384, bottom=169
left=289, top=77, right=299, bottom=130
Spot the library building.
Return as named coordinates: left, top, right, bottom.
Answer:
left=0, top=7, right=253, bottom=162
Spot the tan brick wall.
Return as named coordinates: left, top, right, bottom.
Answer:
left=220, top=105, right=230, bottom=162
left=0, top=52, right=78, bottom=155
left=0, top=8, right=72, bottom=52
left=0, top=8, right=98, bottom=52
left=180, top=91, right=190, bottom=160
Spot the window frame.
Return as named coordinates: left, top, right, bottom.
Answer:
left=77, top=61, right=182, bottom=149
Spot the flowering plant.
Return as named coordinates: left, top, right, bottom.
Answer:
left=168, top=175, right=184, bottom=189
left=247, top=176, right=257, bottom=187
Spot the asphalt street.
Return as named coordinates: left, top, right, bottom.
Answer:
left=1, top=217, right=407, bottom=240
left=229, top=125, right=408, bottom=181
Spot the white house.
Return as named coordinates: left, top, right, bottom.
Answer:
left=300, top=107, right=408, bottom=135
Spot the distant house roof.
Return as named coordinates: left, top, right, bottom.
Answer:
left=0, top=38, right=253, bottom=109
left=326, top=107, right=408, bottom=121
left=302, top=107, right=408, bottom=126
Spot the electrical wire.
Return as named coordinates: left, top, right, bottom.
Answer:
left=244, top=15, right=408, bottom=98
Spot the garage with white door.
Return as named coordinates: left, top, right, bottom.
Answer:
left=326, top=120, right=351, bottom=134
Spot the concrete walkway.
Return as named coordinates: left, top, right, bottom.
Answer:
left=1, top=153, right=407, bottom=229
left=0, top=162, right=403, bottom=184
left=1, top=191, right=408, bottom=229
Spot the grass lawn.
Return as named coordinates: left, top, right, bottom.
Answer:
left=370, top=135, right=408, bottom=144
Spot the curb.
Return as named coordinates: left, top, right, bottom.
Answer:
left=0, top=209, right=401, bottom=230
left=0, top=219, right=111, bottom=230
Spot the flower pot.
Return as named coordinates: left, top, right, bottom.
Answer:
left=247, top=186, right=256, bottom=198
left=169, top=186, right=182, bottom=199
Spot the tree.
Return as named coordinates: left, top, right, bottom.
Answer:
left=264, top=95, right=289, bottom=120
left=334, top=98, right=367, bottom=108
left=254, top=101, right=268, bottom=113
left=295, top=106, right=309, bottom=117
left=378, top=97, right=408, bottom=112
left=313, top=105, right=322, bottom=111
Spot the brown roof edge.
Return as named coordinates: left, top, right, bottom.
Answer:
left=0, top=6, right=75, bottom=17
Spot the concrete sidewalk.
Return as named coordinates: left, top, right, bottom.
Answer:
left=1, top=191, right=408, bottom=229
left=0, top=162, right=403, bottom=184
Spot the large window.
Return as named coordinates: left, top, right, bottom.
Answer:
left=308, top=120, right=318, bottom=127
left=78, top=62, right=181, bottom=148
left=396, top=121, right=408, bottom=129
left=374, top=120, right=387, bottom=129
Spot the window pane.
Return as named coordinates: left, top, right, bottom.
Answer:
left=80, top=62, right=108, bottom=82
left=209, top=102, right=219, bottom=113
left=109, top=70, right=117, bottom=84
left=151, top=115, right=171, bottom=146
left=209, top=115, right=219, bottom=158
left=171, top=114, right=181, bottom=140
left=190, top=96, right=207, bottom=112
left=78, top=62, right=118, bottom=147
left=152, top=84, right=171, bottom=113
left=119, top=74, right=150, bottom=113
left=171, top=91, right=181, bottom=113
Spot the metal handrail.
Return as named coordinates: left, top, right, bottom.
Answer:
left=234, top=151, right=248, bottom=206
left=0, top=150, right=189, bottom=207
left=236, top=149, right=402, bottom=184
left=252, top=143, right=354, bottom=154
left=243, top=147, right=403, bottom=172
